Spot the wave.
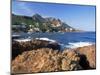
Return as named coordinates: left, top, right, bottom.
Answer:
left=35, top=38, right=94, bottom=49
left=14, top=39, right=31, bottom=42
left=14, top=37, right=94, bottom=49
left=12, top=34, right=20, bottom=37
left=64, top=42, right=94, bottom=49
left=13, top=37, right=56, bottom=43
left=35, top=37, right=56, bottom=43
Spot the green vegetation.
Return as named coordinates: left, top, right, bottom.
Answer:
left=12, top=14, right=76, bottom=32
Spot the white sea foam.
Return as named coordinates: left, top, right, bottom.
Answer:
left=14, top=39, right=31, bottom=42
left=35, top=38, right=94, bottom=49
left=12, top=34, right=20, bottom=37
left=14, top=36, right=94, bottom=49
left=14, top=37, right=56, bottom=43
left=35, top=37, right=56, bottom=43
left=65, top=42, right=93, bottom=49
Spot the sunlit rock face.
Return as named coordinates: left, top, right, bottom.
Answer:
left=12, top=48, right=81, bottom=73
left=75, top=45, right=96, bottom=69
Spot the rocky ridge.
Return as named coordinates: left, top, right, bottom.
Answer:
left=12, top=48, right=81, bottom=73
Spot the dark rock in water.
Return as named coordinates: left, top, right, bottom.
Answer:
left=11, top=48, right=81, bottom=73
left=47, top=42, right=60, bottom=50
left=12, top=40, right=61, bottom=60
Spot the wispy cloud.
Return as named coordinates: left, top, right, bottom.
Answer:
left=12, top=1, right=34, bottom=16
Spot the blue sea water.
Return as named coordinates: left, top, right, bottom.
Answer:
left=13, top=32, right=96, bottom=49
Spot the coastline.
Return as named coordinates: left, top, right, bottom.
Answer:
left=12, top=39, right=96, bottom=74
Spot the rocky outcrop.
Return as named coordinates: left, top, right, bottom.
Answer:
left=12, top=40, right=96, bottom=74
left=75, top=45, right=96, bottom=69
left=61, top=50, right=82, bottom=70
left=12, top=48, right=81, bottom=74
left=12, top=40, right=60, bottom=59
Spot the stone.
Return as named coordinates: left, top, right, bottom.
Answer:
left=12, top=48, right=81, bottom=73
left=75, top=45, right=96, bottom=69
left=12, top=39, right=60, bottom=59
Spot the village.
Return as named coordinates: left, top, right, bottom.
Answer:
left=12, top=23, right=77, bottom=33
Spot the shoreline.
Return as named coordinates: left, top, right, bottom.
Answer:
left=12, top=39, right=96, bottom=74
left=13, top=37, right=95, bottom=50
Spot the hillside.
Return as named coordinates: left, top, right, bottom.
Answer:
left=12, top=14, right=78, bottom=32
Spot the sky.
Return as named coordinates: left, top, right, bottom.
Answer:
left=12, top=0, right=96, bottom=31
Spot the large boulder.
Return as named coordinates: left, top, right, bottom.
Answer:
left=12, top=48, right=81, bottom=74
left=75, top=45, right=96, bottom=69
left=62, top=50, right=82, bottom=70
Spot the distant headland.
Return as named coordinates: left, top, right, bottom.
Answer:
left=12, top=13, right=81, bottom=33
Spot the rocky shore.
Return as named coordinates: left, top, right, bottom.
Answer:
left=12, top=40, right=96, bottom=74
left=12, top=39, right=60, bottom=59
left=75, top=45, right=96, bottom=69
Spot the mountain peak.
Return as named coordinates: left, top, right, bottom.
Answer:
left=32, top=14, right=45, bottom=22
left=33, top=13, right=42, bottom=17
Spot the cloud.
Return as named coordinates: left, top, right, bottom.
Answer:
left=12, top=1, right=34, bottom=16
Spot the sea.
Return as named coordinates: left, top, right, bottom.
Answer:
left=12, top=32, right=96, bottom=49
